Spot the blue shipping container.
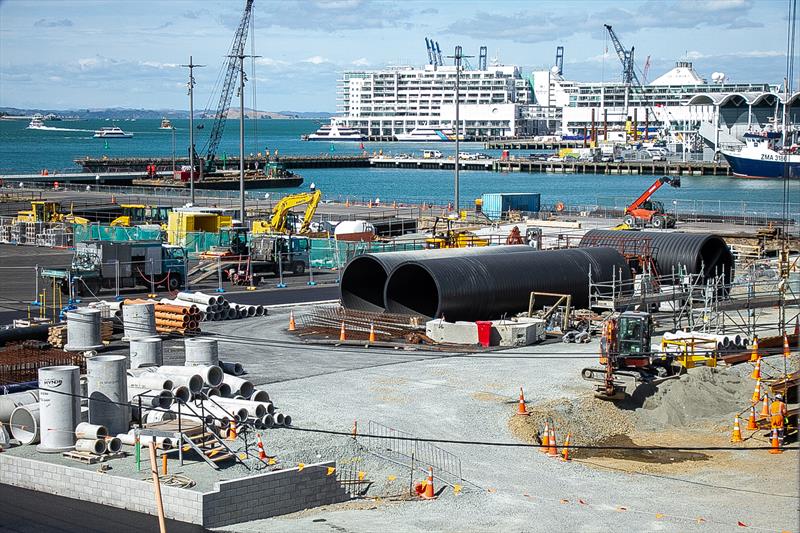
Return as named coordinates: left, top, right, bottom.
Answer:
left=481, top=193, right=541, bottom=220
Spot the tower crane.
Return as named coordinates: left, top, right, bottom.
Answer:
left=555, top=46, right=564, bottom=76
left=198, top=0, right=255, bottom=173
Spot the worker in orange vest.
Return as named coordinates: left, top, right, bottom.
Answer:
left=770, top=393, right=788, bottom=444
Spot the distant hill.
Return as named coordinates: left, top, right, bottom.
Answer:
left=0, top=107, right=334, bottom=120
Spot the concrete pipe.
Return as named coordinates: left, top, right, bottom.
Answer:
left=9, top=404, right=40, bottom=445
left=253, top=417, right=265, bottom=430
left=184, top=338, right=219, bottom=367
left=219, top=361, right=244, bottom=377
left=128, top=375, right=173, bottom=391
left=260, top=414, right=274, bottom=428
left=197, top=311, right=206, bottom=322
left=203, top=403, right=247, bottom=423
left=87, top=355, right=130, bottom=436
left=172, top=385, right=191, bottom=403
left=64, top=308, right=104, bottom=351
left=247, top=305, right=257, bottom=317
left=212, top=417, right=231, bottom=429
left=129, top=337, right=163, bottom=369
left=75, top=422, right=109, bottom=440
left=128, top=389, right=173, bottom=410
left=144, top=409, right=176, bottom=424
left=255, top=305, right=265, bottom=317
left=75, top=438, right=106, bottom=455
left=283, top=414, right=292, bottom=427
left=274, top=413, right=285, bottom=426
left=37, top=365, right=81, bottom=453
left=249, top=390, right=270, bottom=403
left=122, top=303, right=156, bottom=340
left=161, top=374, right=204, bottom=394
left=213, top=398, right=266, bottom=419
left=156, top=365, right=222, bottom=388
left=218, top=383, right=233, bottom=397
left=222, top=375, right=254, bottom=398
left=233, top=395, right=245, bottom=400
left=116, top=433, right=173, bottom=450
left=203, top=387, right=221, bottom=398
left=105, top=436, right=122, bottom=453
left=176, top=291, right=218, bottom=306
left=0, top=390, right=38, bottom=424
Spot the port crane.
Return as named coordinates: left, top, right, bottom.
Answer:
left=554, top=46, right=564, bottom=76
left=197, top=0, right=255, bottom=173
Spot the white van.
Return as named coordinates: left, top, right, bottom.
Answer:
left=423, top=150, right=443, bottom=159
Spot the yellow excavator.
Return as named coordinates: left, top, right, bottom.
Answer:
left=252, top=190, right=322, bottom=235
left=15, top=201, right=90, bottom=225
left=110, top=205, right=171, bottom=227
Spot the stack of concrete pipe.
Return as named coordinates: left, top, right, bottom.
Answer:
left=163, top=292, right=266, bottom=322
left=74, top=422, right=122, bottom=456
left=662, top=330, right=750, bottom=354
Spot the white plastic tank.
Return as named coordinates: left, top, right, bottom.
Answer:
left=37, top=366, right=81, bottom=453
left=334, top=220, right=376, bottom=241
left=123, top=303, right=156, bottom=340
left=87, top=355, right=130, bottom=436
left=64, top=308, right=104, bottom=351
left=130, top=337, right=163, bottom=369
left=184, top=337, right=219, bottom=367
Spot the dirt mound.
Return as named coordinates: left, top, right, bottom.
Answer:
left=635, top=366, right=752, bottom=430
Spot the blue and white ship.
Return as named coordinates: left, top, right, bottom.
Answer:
left=721, top=136, right=799, bottom=179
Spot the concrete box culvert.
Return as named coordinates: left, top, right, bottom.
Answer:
left=129, top=337, right=163, bottom=369
left=87, top=355, right=130, bottom=436
left=9, top=404, right=40, bottom=445
left=37, top=365, right=81, bottom=453
left=184, top=338, right=219, bottom=367
left=75, top=438, right=107, bottom=455
left=75, top=422, right=109, bottom=440
left=64, top=308, right=104, bottom=351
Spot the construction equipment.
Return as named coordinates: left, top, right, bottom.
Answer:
left=15, top=201, right=90, bottom=225
left=110, top=205, right=171, bottom=227
left=251, top=190, right=321, bottom=235
left=554, top=46, right=564, bottom=76
left=425, top=217, right=489, bottom=249
left=42, top=240, right=187, bottom=296
left=225, top=233, right=310, bottom=285
left=622, top=176, right=680, bottom=228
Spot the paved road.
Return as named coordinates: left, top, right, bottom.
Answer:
left=0, top=483, right=208, bottom=533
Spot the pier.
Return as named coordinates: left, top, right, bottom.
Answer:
left=484, top=138, right=586, bottom=150
left=74, top=154, right=370, bottom=173
left=494, top=158, right=732, bottom=176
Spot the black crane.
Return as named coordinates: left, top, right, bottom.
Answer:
left=200, top=0, right=255, bottom=172
left=604, top=24, right=636, bottom=85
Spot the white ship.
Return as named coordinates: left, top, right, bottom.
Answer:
left=721, top=134, right=800, bottom=179
left=26, top=114, right=46, bottom=129
left=307, top=120, right=364, bottom=141
left=394, top=128, right=460, bottom=142
left=93, top=126, right=133, bottom=138
left=159, top=118, right=173, bottom=129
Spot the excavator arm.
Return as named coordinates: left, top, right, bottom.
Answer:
left=267, top=190, right=322, bottom=234
left=626, top=176, right=679, bottom=213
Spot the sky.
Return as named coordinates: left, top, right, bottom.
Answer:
left=0, top=0, right=791, bottom=112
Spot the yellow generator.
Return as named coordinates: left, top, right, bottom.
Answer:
left=166, top=211, right=233, bottom=246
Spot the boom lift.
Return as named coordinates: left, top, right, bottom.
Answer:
left=251, top=190, right=322, bottom=235
left=623, top=176, right=680, bottom=228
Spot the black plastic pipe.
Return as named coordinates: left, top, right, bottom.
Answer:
left=384, top=247, right=632, bottom=320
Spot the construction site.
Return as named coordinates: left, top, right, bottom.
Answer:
left=0, top=167, right=797, bottom=533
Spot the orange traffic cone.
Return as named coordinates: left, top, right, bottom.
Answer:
left=784, top=333, right=791, bottom=358
left=351, top=419, right=357, bottom=439
left=751, top=359, right=761, bottom=380
left=547, top=426, right=559, bottom=457
left=345, top=198, right=350, bottom=207
left=368, top=323, right=376, bottom=343
left=751, top=380, right=761, bottom=403
left=392, top=200, right=397, bottom=209
left=730, top=417, right=743, bottom=443
left=746, top=406, right=758, bottom=430
left=339, top=321, right=346, bottom=341
left=257, top=433, right=266, bottom=460
left=368, top=200, right=373, bottom=208
left=561, top=433, right=572, bottom=461
left=227, top=419, right=237, bottom=441
left=111, top=195, right=116, bottom=205
left=750, top=337, right=760, bottom=362
left=516, top=387, right=529, bottom=416
left=769, top=428, right=783, bottom=454
left=540, top=421, right=550, bottom=452
left=421, top=466, right=436, bottom=499
left=760, top=395, right=770, bottom=418
left=288, top=311, right=296, bottom=331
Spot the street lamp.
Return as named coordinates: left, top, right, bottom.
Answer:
left=447, top=46, right=473, bottom=214
left=181, top=56, right=205, bottom=205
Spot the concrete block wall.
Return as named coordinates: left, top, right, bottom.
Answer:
left=0, top=454, right=349, bottom=527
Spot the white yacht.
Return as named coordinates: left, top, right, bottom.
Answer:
left=306, top=120, right=364, bottom=141
left=27, top=114, right=46, bottom=129
left=93, top=126, right=133, bottom=138
left=394, top=127, right=460, bottom=142
left=159, top=118, right=173, bottom=129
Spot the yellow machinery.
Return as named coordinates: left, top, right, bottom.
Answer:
left=110, top=205, right=171, bottom=227
left=425, top=216, right=489, bottom=249
left=252, top=190, right=321, bottom=235
left=166, top=210, right=233, bottom=246
left=15, top=201, right=89, bottom=225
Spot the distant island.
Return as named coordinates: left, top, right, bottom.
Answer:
left=0, top=107, right=334, bottom=120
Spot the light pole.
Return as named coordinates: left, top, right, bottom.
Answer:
left=171, top=126, right=176, bottom=173
left=231, top=52, right=259, bottom=226
left=448, top=46, right=473, bottom=214
left=181, top=56, right=204, bottom=205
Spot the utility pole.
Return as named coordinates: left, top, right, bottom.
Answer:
left=448, top=46, right=473, bottom=213
left=181, top=56, right=204, bottom=205
left=231, top=52, right=259, bottom=226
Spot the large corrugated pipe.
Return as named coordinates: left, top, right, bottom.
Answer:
left=340, top=246, right=536, bottom=312
left=579, top=230, right=734, bottom=285
left=384, top=247, right=632, bottom=321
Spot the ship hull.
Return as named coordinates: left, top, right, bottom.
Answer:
left=721, top=151, right=800, bottom=179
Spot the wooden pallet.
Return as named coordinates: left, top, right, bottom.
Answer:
left=62, top=450, right=127, bottom=464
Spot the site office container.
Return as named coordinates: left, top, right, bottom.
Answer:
left=480, top=193, right=541, bottom=220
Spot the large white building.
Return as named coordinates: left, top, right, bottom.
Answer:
left=334, top=64, right=533, bottom=139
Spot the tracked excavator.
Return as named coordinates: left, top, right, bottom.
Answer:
left=251, top=190, right=322, bottom=235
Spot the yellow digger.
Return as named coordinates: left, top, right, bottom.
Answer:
left=252, top=190, right=322, bottom=235
left=15, top=201, right=89, bottom=225
left=110, top=205, right=171, bottom=227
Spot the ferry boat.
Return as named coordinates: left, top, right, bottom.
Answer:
left=27, top=114, right=46, bottom=129
left=159, top=118, right=173, bottom=129
left=93, top=126, right=133, bottom=138
left=307, top=120, right=364, bottom=141
left=394, top=128, right=461, bottom=142
left=720, top=136, right=799, bottom=179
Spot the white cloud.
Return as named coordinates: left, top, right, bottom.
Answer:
left=302, top=56, right=329, bottom=65
left=351, top=57, right=370, bottom=66
left=139, top=61, right=179, bottom=69
left=255, top=57, right=289, bottom=67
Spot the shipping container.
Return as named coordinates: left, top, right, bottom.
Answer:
left=480, top=193, right=541, bottom=220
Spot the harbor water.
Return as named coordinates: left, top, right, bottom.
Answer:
left=0, top=119, right=796, bottom=210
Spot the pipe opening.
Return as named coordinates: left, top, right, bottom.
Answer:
left=340, top=256, right=391, bottom=312
left=385, top=263, right=440, bottom=317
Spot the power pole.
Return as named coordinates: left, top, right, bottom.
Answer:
left=231, top=52, right=260, bottom=226
left=181, top=56, right=204, bottom=205
left=448, top=46, right=473, bottom=213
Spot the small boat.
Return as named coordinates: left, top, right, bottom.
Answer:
left=27, top=114, right=46, bottom=129
left=720, top=137, right=800, bottom=179
left=307, top=120, right=364, bottom=141
left=159, top=118, right=172, bottom=129
left=394, top=128, right=459, bottom=141
left=94, top=126, right=133, bottom=138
